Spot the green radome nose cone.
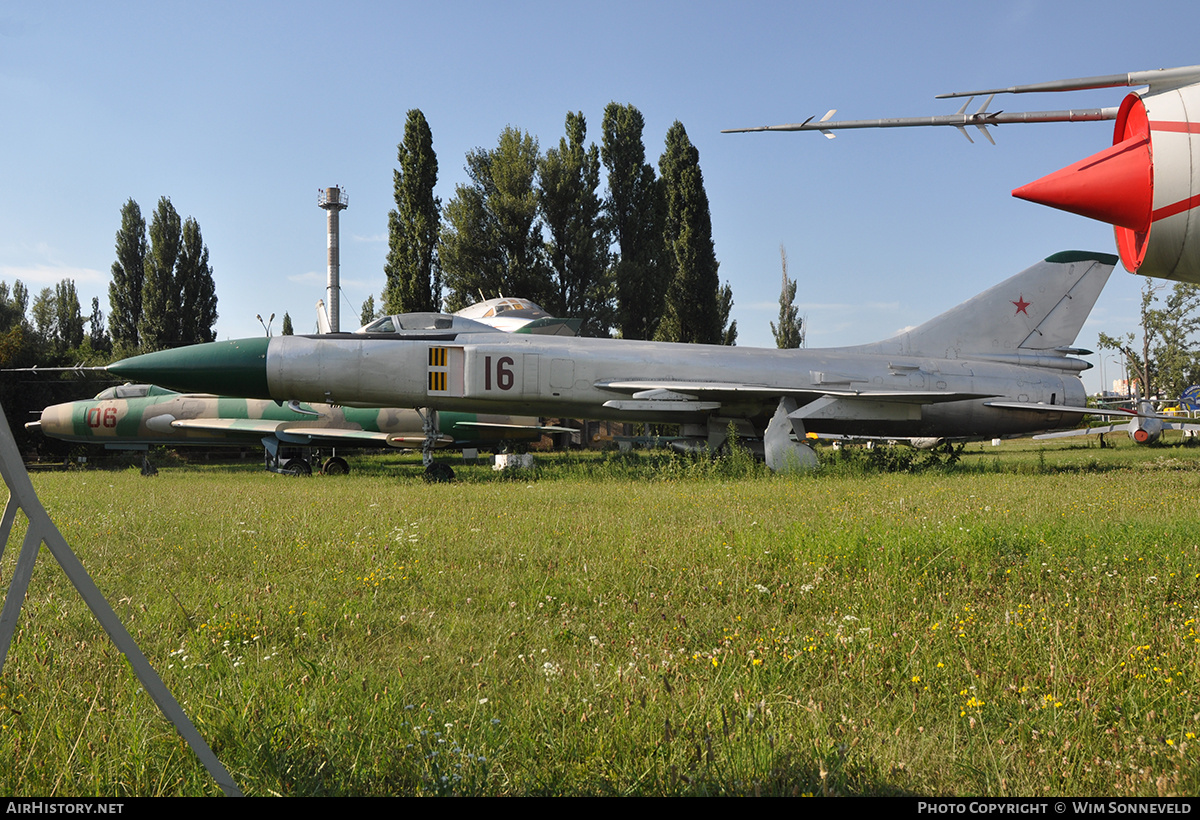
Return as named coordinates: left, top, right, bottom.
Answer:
left=108, top=338, right=272, bottom=398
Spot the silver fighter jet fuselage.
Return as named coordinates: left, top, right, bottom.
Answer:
left=109, top=252, right=1118, bottom=469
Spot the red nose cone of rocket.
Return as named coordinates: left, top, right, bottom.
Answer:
left=1012, top=134, right=1153, bottom=233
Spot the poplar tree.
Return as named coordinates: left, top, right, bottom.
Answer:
left=655, top=121, right=728, bottom=345
left=176, top=216, right=218, bottom=344
left=88, top=297, right=111, bottom=353
left=384, top=109, right=442, bottom=314
left=0, top=281, right=29, bottom=333
left=441, top=127, right=549, bottom=310
left=30, top=288, right=56, bottom=349
left=601, top=103, right=665, bottom=340
left=281, top=312, right=294, bottom=336
left=139, top=197, right=182, bottom=351
left=28, top=280, right=82, bottom=357
left=771, top=244, right=803, bottom=349
left=54, top=279, right=84, bottom=351
left=138, top=198, right=218, bottom=350
left=109, top=198, right=147, bottom=349
left=719, top=282, right=737, bottom=346
left=538, top=111, right=611, bottom=336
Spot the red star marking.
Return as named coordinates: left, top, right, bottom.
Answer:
left=1012, top=295, right=1031, bottom=315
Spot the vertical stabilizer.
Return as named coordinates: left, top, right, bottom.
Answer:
left=316, top=300, right=332, bottom=335
left=854, top=251, right=1116, bottom=359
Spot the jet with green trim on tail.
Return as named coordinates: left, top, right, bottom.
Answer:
left=104, top=252, right=1143, bottom=473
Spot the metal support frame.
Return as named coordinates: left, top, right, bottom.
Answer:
left=0, top=407, right=241, bottom=796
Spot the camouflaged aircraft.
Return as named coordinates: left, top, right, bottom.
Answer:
left=28, top=383, right=559, bottom=475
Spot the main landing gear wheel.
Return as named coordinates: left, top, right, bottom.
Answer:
left=423, top=462, right=455, bottom=483
left=281, top=458, right=312, bottom=476
left=321, top=456, right=350, bottom=476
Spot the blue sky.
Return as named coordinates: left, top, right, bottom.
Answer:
left=2, top=0, right=1197, bottom=393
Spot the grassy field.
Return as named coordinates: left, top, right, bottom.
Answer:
left=2, top=437, right=1198, bottom=796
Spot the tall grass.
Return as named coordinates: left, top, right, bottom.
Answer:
left=2, top=439, right=1198, bottom=795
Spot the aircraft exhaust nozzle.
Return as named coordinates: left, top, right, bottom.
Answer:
left=1012, top=133, right=1153, bottom=233
left=1133, top=427, right=1151, bottom=443
left=1010, top=92, right=1187, bottom=279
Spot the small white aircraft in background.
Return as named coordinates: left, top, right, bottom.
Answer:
left=1035, top=398, right=1200, bottom=445
left=318, top=296, right=580, bottom=337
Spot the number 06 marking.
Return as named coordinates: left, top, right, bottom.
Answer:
left=87, top=407, right=118, bottom=428
left=483, top=355, right=515, bottom=391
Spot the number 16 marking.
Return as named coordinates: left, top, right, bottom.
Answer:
left=483, top=356, right=515, bottom=391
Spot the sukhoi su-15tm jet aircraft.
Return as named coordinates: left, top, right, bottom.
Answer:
left=108, top=252, right=1129, bottom=472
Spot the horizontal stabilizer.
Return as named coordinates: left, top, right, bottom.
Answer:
left=1033, top=425, right=1123, bottom=440
left=984, top=402, right=1111, bottom=417
left=986, top=402, right=1182, bottom=420
left=1034, top=420, right=1200, bottom=441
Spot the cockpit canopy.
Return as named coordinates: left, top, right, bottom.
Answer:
left=347, top=298, right=576, bottom=337
left=355, top=313, right=498, bottom=334
left=93, top=384, right=178, bottom=400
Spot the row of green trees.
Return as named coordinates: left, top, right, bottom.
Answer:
left=0, top=195, right=218, bottom=369
left=109, top=197, right=219, bottom=353
left=0, top=276, right=105, bottom=455
left=0, top=281, right=35, bottom=369
left=0, top=278, right=107, bottom=363
left=383, top=105, right=737, bottom=344
left=0, top=196, right=219, bottom=453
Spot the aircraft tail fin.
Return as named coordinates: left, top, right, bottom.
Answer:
left=855, top=251, right=1116, bottom=360
left=316, top=300, right=332, bottom=335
